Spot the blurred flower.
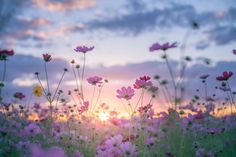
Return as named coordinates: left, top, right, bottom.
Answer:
left=42, top=53, right=52, bottom=62
left=116, top=87, right=135, bottom=100
left=146, top=137, right=156, bottom=147
left=87, top=76, right=103, bottom=85
left=120, top=142, right=138, bottom=157
left=33, top=86, right=43, bottom=97
left=191, top=21, right=199, bottom=29
left=149, top=42, right=177, bottom=52
left=195, top=148, right=215, bottom=157
left=47, top=146, right=65, bottom=157
left=75, top=150, right=84, bottom=157
left=74, top=45, right=94, bottom=53
left=216, top=71, right=233, bottom=81
left=23, top=123, right=41, bottom=136
left=0, top=49, right=14, bottom=60
left=134, top=76, right=152, bottom=89
left=14, top=92, right=25, bottom=100
left=78, top=101, right=89, bottom=113
left=232, top=49, right=236, bottom=55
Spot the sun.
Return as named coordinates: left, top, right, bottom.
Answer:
left=99, top=112, right=109, bottom=121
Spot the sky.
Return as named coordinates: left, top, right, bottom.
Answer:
left=0, top=0, right=236, bottom=112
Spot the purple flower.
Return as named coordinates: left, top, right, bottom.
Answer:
left=116, top=86, right=135, bottom=100
left=23, top=123, right=41, bottom=136
left=120, top=142, right=138, bottom=157
left=74, top=45, right=94, bottom=53
left=75, top=151, right=84, bottom=157
left=146, top=137, right=156, bottom=147
left=232, top=49, right=236, bottom=55
left=149, top=42, right=177, bottom=52
left=14, top=92, right=26, bottom=100
left=87, top=76, right=103, bottom=85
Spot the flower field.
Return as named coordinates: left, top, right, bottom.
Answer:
left=0, top=44, right=236, bottom=157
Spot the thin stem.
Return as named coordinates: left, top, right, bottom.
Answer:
left=0, top=60, right=6, bottom=102
left=52, top=70, right=66, bottom=101
left=91, top=84, right=104, bottom=113
left=164, top=51, right=177, bottom=109
left=1, top=60, right=6, bottom=82
left=90, top=86, right=96, bottom=111
left=80, top=53, right=86, bottom=100
left=133, top=89, right=144, bottom=112
left=44, top=62, right=50, bottom=98
left=72, top=64, right=80, bottom=94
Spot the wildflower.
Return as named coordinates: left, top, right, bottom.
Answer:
left=42, top=53, right=52, bottom=62
left=133, top=76, right=152, bottom=89
left=14, top=92, right=25, bottom=100
left=87, top=76, right=103, bottom=85
left=216, top=71, right=233, bottom=81
left=232, top=49, right=236, bottom=55
left=116, top=86, right=135, bottom=100
left=149, top=42, right=177, bottom=52
left=23, top=123, right=41, bottom=136
left=195, top=148, right=215, bottom=157
left=74, top=45, right=94, bottom=53
left=78, top=101, right=89, bottom=113
left=34, top=103, right=41, bottom=110
left=120, top=142, right=138, bottom=157
left=47, top=146, right=65, bottom=157
left=146, top=137, right=156, bottom=147
left=0, top=49, right=14, bottom=60
left=33, top=86, right=43, bottom=97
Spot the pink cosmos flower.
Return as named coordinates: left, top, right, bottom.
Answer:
left=87, top=76, right=103, bottom=85
left=0, top=49, right=14, bottom=56
left=149, top=42, right=177, bottom=52
left=42, top=53, right=52, bottom=62
left=116, top=86, right=135, bottom=100
left=74, top=45, right=94, bottom=53
left=78, top=101, right=89, bottom=113
left=216, top=71, right=233, bottom=81
left=14, top=92, right=26, bottom=100
left=133, top=76, right=152, bottom=89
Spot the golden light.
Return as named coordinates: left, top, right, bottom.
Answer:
left=99, top=112, right=109, bottom=121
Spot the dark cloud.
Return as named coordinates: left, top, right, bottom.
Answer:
left=206, top=26, right=236, bottom=45
left=86, top=3, right=236, bottom=47
left=2, top=54, right=236, bottom=103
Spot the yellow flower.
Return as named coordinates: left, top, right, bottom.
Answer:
left=33, top=86, right=43, bottom=97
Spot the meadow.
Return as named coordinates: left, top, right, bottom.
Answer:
left=0, top=43, right=236, bottom=157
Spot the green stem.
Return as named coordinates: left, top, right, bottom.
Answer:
left=52, top=70, right=66, bottom=101
left=44, top=62, right=50, bottom=98
left=80, top=53, right=86, bottom=101
left=164, top=51, right=177, bottom=109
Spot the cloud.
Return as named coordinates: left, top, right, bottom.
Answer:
left=206, top=26, right=236, bottom=45
left=85, top=3, right=236, bottom=47
left=2, top=54, right=236, bottom=104
left=32, top=0, right=96, bottom=12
